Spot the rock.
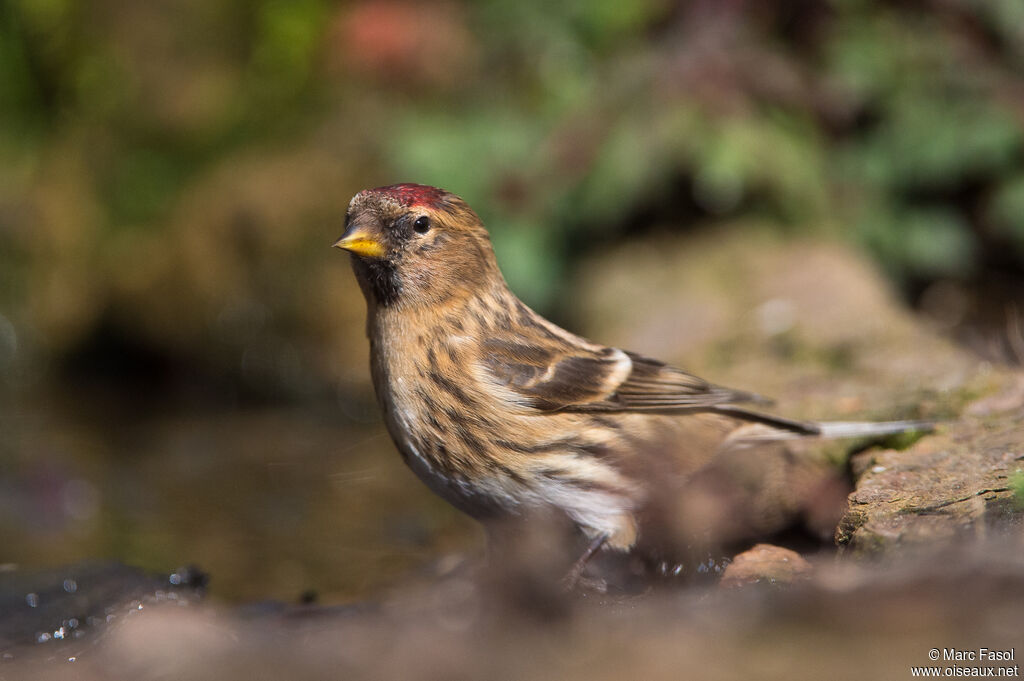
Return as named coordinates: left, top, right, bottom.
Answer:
left=836, top=397, right=1024, bottom=552
left=966, top=374, right=1024, bottom=416
left=719, top=544, right=812, bottom=587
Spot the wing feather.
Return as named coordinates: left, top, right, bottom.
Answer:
left=478, top=335, right=766, bottom=413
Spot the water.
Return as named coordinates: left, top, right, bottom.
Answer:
left=0, top=394, right=478, bottom=604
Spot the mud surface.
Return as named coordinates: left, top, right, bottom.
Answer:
left=3, top=542, right=1024, bottom=681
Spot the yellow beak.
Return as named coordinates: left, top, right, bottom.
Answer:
left=332, top=230, right=386, bottom=258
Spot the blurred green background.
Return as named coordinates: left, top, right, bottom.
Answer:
left=2, top=0, right=1023, bottom=602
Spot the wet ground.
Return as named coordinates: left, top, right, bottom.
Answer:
left=0, top=396, right=478, bottom=605
left=0, top=562, right=206, bottom=663
left=3, top=537, right=1024, bottom=681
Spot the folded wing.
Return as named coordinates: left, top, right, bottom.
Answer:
left=478, top=335, right=765, bottom=413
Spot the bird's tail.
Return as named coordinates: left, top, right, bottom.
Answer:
left=713, top=405, right=933, bottom=442
left=814, top=420, right=933, bottom=439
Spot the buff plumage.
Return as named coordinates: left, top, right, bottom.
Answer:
left=334, top=183, right=925, bottom=576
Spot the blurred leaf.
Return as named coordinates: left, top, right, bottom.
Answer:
left=389, top=105, right=544, bottom=207
left=106, top=147, right=191, bottom=227
left=989, top=174, right=1024, bottom=252
left=248, top=0, right=329, bottom=103
left=72, top=51, right=129, bottom=120
left=489, top=216, right=561, bottom=310
left=566, top=0, right=665, bottom=49
left=1013, top=470, right=1024, bottom=510
left=695, top=113, right=828, bottom=223
left=859, top=96, right=1021, bottom=189
left=572, top=107, right=672, bottom=225
left=859, top=205, right=975, bottom=277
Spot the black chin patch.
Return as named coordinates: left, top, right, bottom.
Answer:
left=354, top=257, right=402, bottom=306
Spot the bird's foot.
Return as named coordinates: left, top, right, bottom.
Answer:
left=560, top=533, right=608, bottom=591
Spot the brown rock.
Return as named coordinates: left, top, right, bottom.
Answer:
left=719, top=544, right=812, bottom=587
left=836, top=401, right=1024, bottom=552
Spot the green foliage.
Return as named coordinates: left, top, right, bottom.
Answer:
left=990, top=175, right=1024, bottom=255
left=857, top=204, right=976, bottom=278
left=848, top=97, right=1021, bottom=189
left=2, top=0, right=1023, bottom=370
left=249, top=0, right=330, bottom=102
left=1012, top=471, right=1024, bottom=511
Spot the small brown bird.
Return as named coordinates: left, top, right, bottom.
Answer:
left=334, top=183, right=924, bottom=578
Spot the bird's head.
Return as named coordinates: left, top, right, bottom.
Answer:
left=334, top=184, right=501, bottom=308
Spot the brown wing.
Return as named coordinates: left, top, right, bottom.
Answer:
left=478, top=337, right=630, bottom=411
left=609, top=353, right=768, bottom=411
left=478, top=335, right=766, bottom=413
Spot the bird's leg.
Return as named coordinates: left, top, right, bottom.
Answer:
left=561, top=533, right=608, bottom=590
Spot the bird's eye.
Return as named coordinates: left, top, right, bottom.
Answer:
left=413, top=216, right=431, bottom=234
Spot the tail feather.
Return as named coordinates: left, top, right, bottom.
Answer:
left=711, top=405, right=819, bottom=435
left=713, top=405, right=933, bottom=442
left=815, top=420, right=933, bottom=439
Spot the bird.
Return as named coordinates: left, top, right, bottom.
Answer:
left=333, top=183, right=928, bottom=582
